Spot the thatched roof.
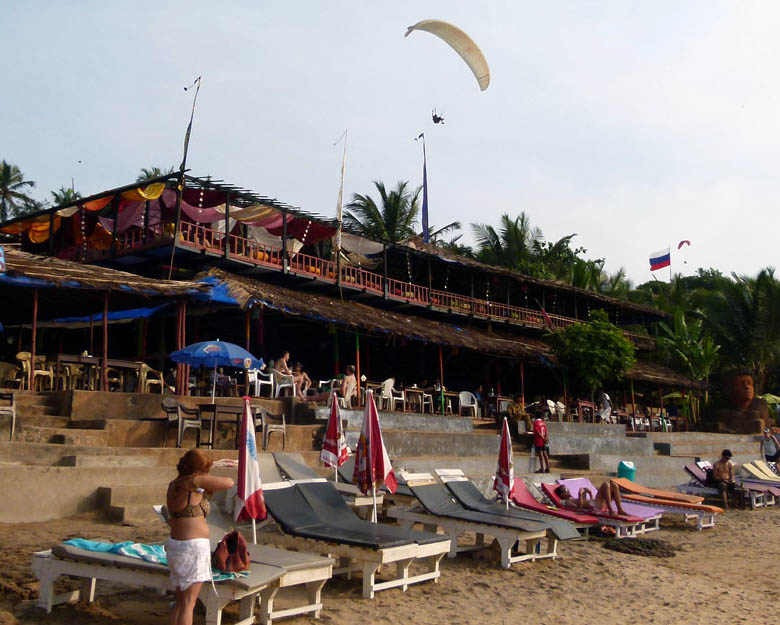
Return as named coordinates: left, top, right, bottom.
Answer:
left=197, top=268, right=551, bottom=359
left=2, top=248, right=204, bottom=296
left=625, top=361, right=704, bottom=389
left=399, top=237, right=665, bottom=318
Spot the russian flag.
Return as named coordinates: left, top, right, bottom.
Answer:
left=649, top=247, right=671, bottom=271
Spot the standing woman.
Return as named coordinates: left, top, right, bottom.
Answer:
left=167, top=449, right=234, bottom=625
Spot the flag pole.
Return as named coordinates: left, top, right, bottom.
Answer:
left=252, top=519, right=257, bottom=544
left=333, top=130, right=347, bottom=262
left=416, top=133, right=429, bottom=243
left=371, top=484, right=378, bottom=523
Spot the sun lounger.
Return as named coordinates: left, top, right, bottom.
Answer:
left=610, top=477, right=704, bottom=504
left=386, top=471, right=558, bottom=569
left=256, top=456, right=448, bottom=599
left=509, top=478, right=600, bottom=530
left=539, top=483, right=645, bottom=539
left=751, top=460, right=780, bottom=482
left=435, top=469, right=579, bottom=540
left=680, top=463, right=772, bottom=508
left=273, top=452, right=382, bottom=510
left=338, top=455, right=415, bottom=504
left=610, top=478, right=721, bottom=530
left=557, top=478, right=662, bottom=532
left=32, top=542, right=283, bottom=625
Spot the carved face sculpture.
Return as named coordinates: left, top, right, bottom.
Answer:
left=728, top=374, right=755, bottom=408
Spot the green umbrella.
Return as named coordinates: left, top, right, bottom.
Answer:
left=760, top=394, right=780, bottom=405
left=662, top=392, right=683, bottom=400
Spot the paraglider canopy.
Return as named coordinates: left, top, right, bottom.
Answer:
left=405, top=19, right=490, bottom=91
left=677, top=240, right=691, bottom=249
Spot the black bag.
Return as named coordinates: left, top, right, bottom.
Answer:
left=704, top=467, right=716, bottom=486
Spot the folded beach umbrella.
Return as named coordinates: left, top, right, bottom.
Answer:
left=493, top=417, right=514, bottom=509
left=234, top=397, right=266, bottom=543
left=320, top=392, right=350, bottom=480
left=169, top=340, right=262, bottom=400
left=353, top=390, right=397, bottom=521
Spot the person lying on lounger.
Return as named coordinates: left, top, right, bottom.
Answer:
left=554, top=482, right=628, bottom=516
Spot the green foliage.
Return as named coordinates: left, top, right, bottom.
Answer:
left=344, top=181, right=421, bottom=242
left=656, top=311, right=719, bottom=383
left=0, top=160, right=36, bottom=221
left=136, top=166, right=175, bottom=182
left=50, top=187, right=82, bottom=206
left=549, top=309, right=636, bottom=395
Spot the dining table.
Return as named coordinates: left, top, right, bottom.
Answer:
left=401, top=387, right=430, bottom=413
left=56, top=354, right=143, bottom=392
left=197, top=403, right=244, bottom=450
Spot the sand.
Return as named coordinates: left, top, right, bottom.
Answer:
left=1, top=509, right=778, bottom=625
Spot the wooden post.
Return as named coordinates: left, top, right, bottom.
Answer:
left=224, top=192, right=231, bottom=259
left=89, top=315, right=94, bottom=356
left=142, top=200, right=150, bottom=244
left=520, top=361, right=525, bottom=410
left=48, top=212, right=55, bottom=256
left=281, top=209, right=288, bottom=275
left=245, top=307, right=251, bottom=351
left=427, top=259, right=432, bottom=302
left=109, top=194, right=120, bottom=258
left=257, top=305, right=264, bottom=348
left=182, top=301, right=188, bottom=396
left=175, top=300, right=184, bottom=396
left=355, top=333, right=361, bottom=407
left=438, top=346, right=445, bottom=415
left=382, top=245, right=388, bottom=299
left=101, top=291, right=108, bottom=392
left=630, top=379, right=637, bottom=418
left=30, top=288, right=39, bottom=390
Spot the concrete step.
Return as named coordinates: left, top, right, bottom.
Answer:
left=549, top=433, right=656, bottom=456
left=633, top=431, right=761, bottom=444
left=345, top=429, right=500, bottom=457
left=654, top=440, right=760, bottom=457
left=16, top=415, right=70, bottom=429
left=16, top=405, right=64, bottom=418
left=108, top=503, right=162, bottom=525
left=98, top=482, right=169, bottom=507
left=546, top=422, right=627, bottom=437
left=16, top=425, right=109, bottom=447
left=319, top=407, right=473, bottom=434
left=61, top=454, right=161, bottom=468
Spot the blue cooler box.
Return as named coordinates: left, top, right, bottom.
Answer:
left=617, top=460, right=636, bottom=481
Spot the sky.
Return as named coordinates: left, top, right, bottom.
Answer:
left=3, top=1, right=780, bottom=284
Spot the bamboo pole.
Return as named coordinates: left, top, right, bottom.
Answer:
left=355, top=333, right=361, bottom=407
left=30, top=288, right=38, bottom=390
left=439, top=346, right=445, bottom=415
left=101, top=292, right=108, bottom=391
left=520, top=361, right=525, bottom=410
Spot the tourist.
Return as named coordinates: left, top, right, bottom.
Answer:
left=293, top=362, right=313, bottom=396
left=166, top=449, right=234, bottom=625
left=308, top=365, right=357, bottom=405
left=554, top=481, right=628, bottom=516
left=507, top=394, right=531, bottom=434
left=711, top=449, right=737, bottom=509
left=276, top=350, right=305, bottom=399
left=532, top=416, right=550, bottom=473
left=761, top=429, right=780, bottom=463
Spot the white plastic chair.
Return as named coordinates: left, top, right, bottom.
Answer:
left=599, top=393, right=614, bottom=424
left=458, top=391, right=479, bottom=417
left=271, top=368, right=295, bottom=398
left=338, top=378, right=357, bottom=409
left=555, top=401, right=567, bottom=422
left=421, top=391, right=433, bottom=413
left=248, top=369, right=274, bottom=397
left=546, top=399, right=557, bottom=420
left=380, top=378, right=405, bottom=411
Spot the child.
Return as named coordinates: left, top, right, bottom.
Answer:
left=533, top=417, right=550, bottom=473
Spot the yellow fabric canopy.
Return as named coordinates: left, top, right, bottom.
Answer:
left=121, top=183, right=166, bottom=202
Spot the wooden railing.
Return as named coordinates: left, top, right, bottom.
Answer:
left=85, top=225, right=655, bottom=346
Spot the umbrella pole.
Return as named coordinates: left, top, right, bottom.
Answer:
left=252, top=519, right=257, bottom=544
left=212, top=362, right=217, bottom=401
left=371, top=485, right=377, bottom=523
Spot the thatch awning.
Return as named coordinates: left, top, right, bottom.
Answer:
left=196, top=268, right=551, bottom=359
left=625, top=361, right=704, bottom=389
left=1, top=248, right=204, bottom=296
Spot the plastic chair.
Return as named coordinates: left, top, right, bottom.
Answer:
left=161, top=397, right=203, bottom=448
left=248, top=369, right=274, bottom=397
left=458, top=391, right=479, bottom=417
left=421, top=392, right=434, bottom=414
left=16, top=352, right=53, bottom=391
left=0, top=392, right=16, bottom=440
left=256, top=406, right=286, bottom=450
left=140, top=363, right=164, bottom=394
left=271, top=368, right=295, bottom=398
left=379, top=378, right=404, bottom=411
left=337, top=378, right=357, bottom=409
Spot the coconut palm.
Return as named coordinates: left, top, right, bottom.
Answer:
left=50, top=187, right=82, bottom=206
left=344, top=181, right=421, bottom=242
left=657, top=311, right=720, bottom=385
left=471, top=213, right=543, bottom=272
left=0, top=161, right=36, bottom=221
left=136, top=166, right=175, bottom=182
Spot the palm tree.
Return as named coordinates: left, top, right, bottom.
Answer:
left=344, top=181, right=421, bottom=242
left=657, top=311, right=720, bottom=385
left=0, top=161, right=36, bottom=221
left=136, top=166, right=175, bottom=182
left=50, top=187, right=82, bottom=206
left=471, top=213, right=543, bottom=272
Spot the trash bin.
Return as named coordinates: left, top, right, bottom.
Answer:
left=617, top=460, right=636, bottom=481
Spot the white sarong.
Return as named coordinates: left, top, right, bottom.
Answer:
left=166, top=537, right=212, bottom=590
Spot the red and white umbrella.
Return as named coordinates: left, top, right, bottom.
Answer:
left=353, top=390, right=397, bottom=521
left=234, top=397, right=266, bottom=542
left=320, top=392, right=350, bottom=480
left=493, top=416, right=514, bottom=509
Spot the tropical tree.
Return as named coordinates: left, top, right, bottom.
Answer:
left=471, top=212, right=543, bottom=272
left=698, top=268, right=780, bottom=392
left=344, top=181, right=421, bottom=242
left=136, top=166, right=175, bottom=182
left=548, top=309, right=636, bottom=400
left=657, top=311, right=720, bottom=387
left=0, top=160, right=36, bottom=221
left=50, top=187, right=82, bottom=206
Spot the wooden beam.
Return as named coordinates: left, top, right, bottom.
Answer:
left=142, top=200, right=150, bottom=244
left=281, top=209, right=288, bottom=275
left=101, top=292, right=108, bottom=391
left=109, top=194, right=120, bottom=258
left=224, top=192, right=231, bottom=259
left=382, top=245, right=388, bottom=299
left=30, top=288, right=38, bottom=390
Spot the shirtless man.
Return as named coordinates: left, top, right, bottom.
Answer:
left=555, top=481, right=628, bottom=516
left=712, top=449, right=737, bottom=509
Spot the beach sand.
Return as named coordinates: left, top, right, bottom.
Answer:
left=1, top=509, right=777, bottom=625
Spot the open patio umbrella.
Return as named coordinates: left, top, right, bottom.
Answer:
left=169, top=340, right=262, bottom=400
left=234, top=397, right=266, bottom=543
left=353, top=390, right=397, bottom=522
left=493, top=416, right=513, bottom=510
left=760, top=394, right=780, bottom=405
left=320, top=392, right=350, bottom=481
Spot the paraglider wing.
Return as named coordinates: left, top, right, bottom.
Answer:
left=677, top=240, right=691, bottom=249
left=405, top=19, right=490, bottom=91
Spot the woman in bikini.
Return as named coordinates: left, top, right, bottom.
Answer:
left=554, top=481, right=628, bottom=516
left=167, top=449, right=234, bottom=625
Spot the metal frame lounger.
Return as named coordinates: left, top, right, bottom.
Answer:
left=32, top=543, right=283, bottom=625
left=680, top=463, right=772, bottom=509
left=386, top=471, right=557, bottom=569
left=338, top=455, right=415, bottom=507
left=434, top=469, right=580, bottom=541
left=508, top=478, right=600, bottom=534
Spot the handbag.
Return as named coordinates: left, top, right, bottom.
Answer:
left=211, top=530, right=250, bottom=573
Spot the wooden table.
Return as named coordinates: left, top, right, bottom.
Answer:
left=56, top=355, right=143, bottom=392
left=440, top=391, right=459, bottom=415
left=576, top=400, right=597, bottom=422
left=198, top=403, right=244, bottom=449
left=402, top=388, right=432, bottom=413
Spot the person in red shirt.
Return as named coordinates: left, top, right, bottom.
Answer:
left=532, top=417, right=550, bottom=473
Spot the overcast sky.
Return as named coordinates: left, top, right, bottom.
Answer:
left=3, top=2, right=779, bottom=283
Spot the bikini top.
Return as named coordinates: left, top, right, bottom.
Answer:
left=169, top=477, right=210, bottom=519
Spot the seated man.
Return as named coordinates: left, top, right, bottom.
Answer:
left=711, top=449, right=737, bottom=509
left=292, top=363, right=312, bottom=395
left=308, top=365, right=357, bottom=404
left=554, top=481, right=628, bottom=516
